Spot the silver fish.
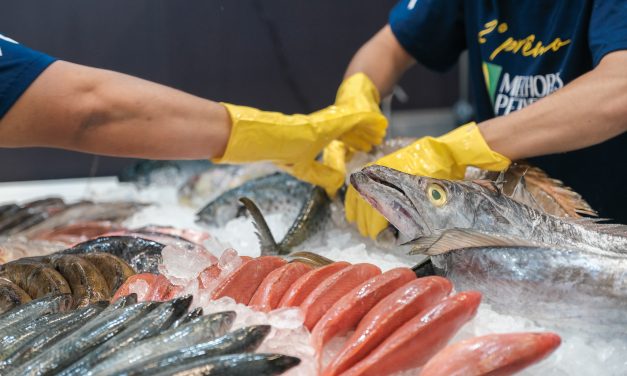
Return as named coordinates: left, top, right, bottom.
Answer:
left=0, top=294, right=72, bottom=330
left=8, top=301, right=158, bottom=376
left=148, top=353, right=300, bottom=376
left=350, top=165, right=627, bottom=254
left=196, top=173, right=321, bottom=227
left=0, top=302, right=106, bottom=372
left=0, top=311, right=74, bottom=359
left=113, top=325, right=271, bottom=376
left=89, top=311, right=236, bottom=376
left=58, top=296, right=191, bottom=376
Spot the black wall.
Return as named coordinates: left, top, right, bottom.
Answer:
left=0, top=1, right=458, bottom=181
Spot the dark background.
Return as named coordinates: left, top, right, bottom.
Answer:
left=0, top=0, right=458, bottom=182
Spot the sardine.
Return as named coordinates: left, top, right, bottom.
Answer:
left=1, top=302, right=107, bottom=370
left=61, top=236, right=164, bottom=273
left=58, top=296, right=191, bottom=376
left=0, top=260, right=71, bottom=299
left=0, top=311, right=74, bottom=359
left=89, top=311, right=236, bottom=376
left=0, top=294, right=72, bottom=330
left=8, top=301, right=157, bottom=376
left=113, top=325, right=271, bottom=376
left=0, top=277, right=31, bottom=314
left=77, top=252, right=135, bottom=294
left=148, top=353, right=300, bottom=376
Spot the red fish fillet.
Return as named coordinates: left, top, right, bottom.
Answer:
left=322, top=276, right=452, bottom=376
left=278, top=262, right=350, bottom=308
left=312, top=267, right=416, bottom=354
left=211, top=256, right=286, bottom=304
left=249, top=262, right=313, bottom=312
left=341, top=291, right=482, bottom=376
left=419, top=332, right=561, bottom=376
left=300, top=263, right=381, bottom=330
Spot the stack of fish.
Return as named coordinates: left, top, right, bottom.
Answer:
left=0, top=252, right=134, bottom=313
left=114, top=248, right=561, bottom=375
left=0, top=293, right=300, bottom=375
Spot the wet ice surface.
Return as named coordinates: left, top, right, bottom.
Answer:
left=19, top=180, right=625, bottom=376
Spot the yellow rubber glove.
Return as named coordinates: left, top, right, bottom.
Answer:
left=341, top=122, right=511, bottom=238
left=214, top=73, right=387, bottom=197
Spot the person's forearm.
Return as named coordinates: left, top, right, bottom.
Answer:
left=479, top=51, right=627, bottom=161
left=0, top=61, right=231, bottom=159
left=345, top=25, right=415, bottom=98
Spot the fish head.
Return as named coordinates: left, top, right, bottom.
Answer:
left=350, top=165, right=484, bottom=238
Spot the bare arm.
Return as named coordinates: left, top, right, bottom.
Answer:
left=0, top=61, right=231, bottom=159
left=479, top=51, right=627, bottom=160
left=345, top=25, right=415, bottom=98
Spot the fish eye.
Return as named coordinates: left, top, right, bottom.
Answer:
left=427, top=183, right=447, bottom=207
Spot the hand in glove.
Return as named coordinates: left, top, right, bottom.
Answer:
left=214, top=73, right=387, bottom=196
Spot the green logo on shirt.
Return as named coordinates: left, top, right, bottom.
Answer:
left=482, top=62, right=502, bottom=106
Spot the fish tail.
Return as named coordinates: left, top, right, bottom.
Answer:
left=239, top=197, right=280, bottom=255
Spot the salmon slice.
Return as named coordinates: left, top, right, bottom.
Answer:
left=111, top=273, right=178, bottom=302
left=249, top=262, right=313, bottom=312
left=312, top=267, right=416, bottom=354
left=341, top=291, right=482, bottom=376
left=322, top=276, right=452, bottom=376
left=300, top=263, right=381, bottom=330
left=211, top=256, right=286, bottom=304
left=278, top=262, right=350, bottom=308
left=419, top=332, right=561, bottom=376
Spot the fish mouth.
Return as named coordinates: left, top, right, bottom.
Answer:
left=350, top=166, right=429, bottom=238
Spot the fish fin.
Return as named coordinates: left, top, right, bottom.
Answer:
left=471, top=179, right=501, bottom=194
left=511, top=163, right=598, bottom=218
left=411, top=257, right=436, bottom=277
left=238, top=197, right=280, bottom=256
left=407, top=228, right=538, bottom=256
left=286, top=251, right=334, bottom=268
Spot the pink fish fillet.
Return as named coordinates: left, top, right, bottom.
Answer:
left=211, top=256, right=286, bottom=304
left=300, top=263, right=382, bottom=330
left=249, top=262, right=313, bottom=312
left=311, top=267, right=416, bottom=354
left=341, top=291, right=482, bottom=376
left=278, top=262, right=350, bottom=308
left=419, top=332, right=561, bottom=376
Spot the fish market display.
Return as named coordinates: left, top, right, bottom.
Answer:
left=350, top=165, right=627, bottom=334
left=1, top=152, right=625, bottom=375
left=111, top=248, right=561, bottom=375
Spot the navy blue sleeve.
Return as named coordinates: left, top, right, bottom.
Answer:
left=589, top=0, right=627, bottom=66
left=388, top=0, right=466, bottom=72
left=0, top=34, right=56, bottom=118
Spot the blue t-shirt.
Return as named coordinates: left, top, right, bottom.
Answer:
left=0, top=34, right=56, bottom=118
left=389, top=0, right=627, bottom=121
left=389, top=0, right=627, bottom=223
